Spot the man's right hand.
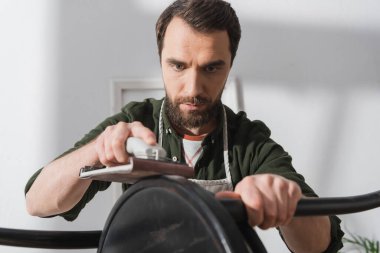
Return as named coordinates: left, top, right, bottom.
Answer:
left=94, top=121, right=157, bottom=167
left=26, top=121, right=156, bottom=217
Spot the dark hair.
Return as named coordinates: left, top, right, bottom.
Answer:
left=156, top=0, right=241, bottom=65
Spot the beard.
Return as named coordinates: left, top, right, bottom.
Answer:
left=165, top=94, right=223, bottom=130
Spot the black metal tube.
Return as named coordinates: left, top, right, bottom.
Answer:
left=295, top=190, right=380, bottom=216
left=220, top=190, right=380, bottom=220
left=0, top=227, right=101, bottom=249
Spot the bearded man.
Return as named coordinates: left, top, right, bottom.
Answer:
left=25, top=0, right=343, bottom=252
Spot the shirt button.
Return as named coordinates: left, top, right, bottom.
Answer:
left=172, top=156, right=178, bottom=162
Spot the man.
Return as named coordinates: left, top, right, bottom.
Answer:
left=25, top=0, right=343, bottom=252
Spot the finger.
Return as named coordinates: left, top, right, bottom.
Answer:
left=103, top=127, right=116, bottom=163
left=285, top=181, right=302, bottom=224
left=95, top=133, right=108, bottom=166
left=111, top=135, right=130, bottom=164
left=235, top=183, right=264, bottom=227
left=96, top=136, right=119, bottom=166
left=110, top=124, right=131, bottom=164
left=273, top=178, right=290, bottom=226
left=243, top=175, right=279, bottom=230
left=245, top=190, right=264, bottom=228
left=259, top=185, right=278, bottom=230
left=129, top=122, right=157, bottom=145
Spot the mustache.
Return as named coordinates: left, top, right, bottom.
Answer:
left=176, top=96, right=211, bottom=105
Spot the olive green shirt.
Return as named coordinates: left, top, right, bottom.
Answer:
left=25, top=98, right=343, bottom=252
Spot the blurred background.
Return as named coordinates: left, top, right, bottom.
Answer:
left=0, top=0, right=379, bottom=252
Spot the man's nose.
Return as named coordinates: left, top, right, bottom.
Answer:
left=184, top=69, right=204, bottom=97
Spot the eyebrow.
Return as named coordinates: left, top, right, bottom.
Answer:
left=165, top=58, right=226, bottom=68
left=201, top=60, right=226, bottom=68
left=166, top=58, right=186, bottom=66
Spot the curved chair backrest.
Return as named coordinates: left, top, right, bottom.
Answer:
left=98, top=176, right=266, bottom=253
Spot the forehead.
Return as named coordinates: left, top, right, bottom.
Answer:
left=162, top=17, right=231, bottom=63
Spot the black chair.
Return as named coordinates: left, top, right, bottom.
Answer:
left=98, top=175, right=266, bottom=253
left=1, top=175, right=380, bottom=252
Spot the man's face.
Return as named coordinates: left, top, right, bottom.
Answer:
left=161, top=17, right=232, bottom=130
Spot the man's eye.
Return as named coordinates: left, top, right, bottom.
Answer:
left=172, top=64, right=185, bottom=71
left=205, top=65, right=217, bottom=73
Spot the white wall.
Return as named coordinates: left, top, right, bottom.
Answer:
left=0, top=0, right=379, bottom=252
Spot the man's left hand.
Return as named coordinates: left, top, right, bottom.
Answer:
left=216, top=174, right=302, bottom=229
